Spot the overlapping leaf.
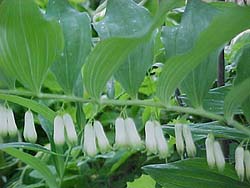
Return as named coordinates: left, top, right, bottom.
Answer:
left=0, top=0, right=64, bottom=93
left=47, top=0, right=92, bottom=95
left=157, top=5, right=250, bottom=105
left=162, top=0, right=221, bottom=108
left=2, top=148, right=58, bottom=188
left=83, top=0, right=183, bottom=99
left=94, top=0, right=154, bottom=97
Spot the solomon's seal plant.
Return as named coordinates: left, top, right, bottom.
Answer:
left=1, top=0, right=250, bottom=187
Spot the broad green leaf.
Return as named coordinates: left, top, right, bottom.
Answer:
left=162, top=0, right=221, bottom=108
left=127, top=175, right=156, bottom=188
left=0, top=69, right=15, bottom=89
left=163, top=121, right=247, bottom=141
left=0, top=0, right=64, bottom=93
left=233, top=44, right=250, bottom=121
left=157, top=5, right=250, bottom=104
left=94, top=0, right=154, bottom=97
left=0, top=142, right=60, bottom=155
left=224, top=78, right=250, bottom=120
left=2, top=148, right=59, bottom=188
left=143, top=158, right=250, bottom=188
left=83, top=0, right=183, bottom=99
left=47, top=0, right=91, bottom=96
left=0, top=94, right=56, bottom=122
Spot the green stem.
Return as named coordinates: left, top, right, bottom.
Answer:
left=0, top=89, right=249, bottom=137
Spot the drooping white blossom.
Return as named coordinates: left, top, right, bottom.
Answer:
left=183, top=124, right=196, bottom=157
left=205, top=133, right=215, bottom=169
left=124, top=118, right=143, bottom=150
left=6, top=108, right=18, bottom=137
left=114, top=117, right=127, bottom=148
left=145, top=120, right=157, bottom=155
left=83, top=123, right=97, bottom=157
left=93, top=120, right=111, bottom=153
left=23, top=110, right=37, bottom=143
left=154, top=121, right=168, bottom=159
left=0, top=106, right=8, bottom=137
left=235, top=146, right=245, bottom=181
left=63, top=113, right=78, bottom=145
left=213, top=141, right=225, bottom=172
left=244, top=150, right=250, bottom=181
left=175, top=124, right=184, bottom=157
left=53, top=115, right=65, bottom=146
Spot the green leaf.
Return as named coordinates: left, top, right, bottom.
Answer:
left=2, top=148, right=59, bottom=188
left=47, top=0, right=91, bottom=95
left=233, top=44, right=250, bottom=121
left=162, top=0, right=221, bottom=108
left=0, top=142, right=61, bottom=156
left=157, top=5, right=250, bottom=104
left=94, top=0, right=154, bottom=97
left=0, top=0, right=64, bottom=93
left=127, top=175, right=156, bottom=188
left=0, top=94, right=56, bottom=122
left=83, top=0, right=183, bottom=99
left=143, top=158, right=250, bottom=188
left=224, top=78, right=250, bottom=120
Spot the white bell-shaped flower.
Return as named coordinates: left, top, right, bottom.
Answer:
left=205, top=133, right=215, bottom=169
left=213, top=141, right=225, bottom=172
left=183, top=124, right=196, bottom=157
left=154, top=121, right=168, bottom=159
left=235, top=146, right=245, bottom=181
left=93, top=121, right=111, bottom=153
left=23, top=110, right=37, bottom=143
left=145, top=120, right=157, bottom=155
left=0, top=106, right=8, bottom=137
left=6, top=108, right=18, bottom=137
left=63, top=113, right=78, bottom=145
left=244, top=150, right=250, bottom=181
left=114, top=117, right=127, bottom=148
left=124, top=118, right=143, bottom=150
left=175, top=124, right=184, bottom=157
left=83, top=123, right=97, bottom=157
left=53, top=115, right=65, bottom=146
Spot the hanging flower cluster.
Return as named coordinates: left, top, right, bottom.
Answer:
left=0, top=105, right=18, bottom=138
left=145, top=120, right=168, bottom=159
left=205, top=133, right=225, bottom=172
left=235, top=145, right=250, bottom=181
left=174, top=124, right=196, bottom=158
left=53, top=113, right=78, bottom=146
left=83, top=121, right=111, bottom=157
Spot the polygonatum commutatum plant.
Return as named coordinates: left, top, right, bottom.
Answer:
left=0, top=0, right=250, bottom=187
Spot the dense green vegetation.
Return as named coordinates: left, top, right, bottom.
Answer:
left=0, top=0, right=250, bottom=187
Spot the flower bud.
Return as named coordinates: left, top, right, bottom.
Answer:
left=154, top=121, right=168, bottom=159
left=83, top=123, right=97, bottom=157
left=114, top=117, right=127, bottom=148
left=175, top=124, right=184, bottom=157
left=183, top=125, right=196, bottom=157
left=235, top=146, right=244, bottom=181
left=93, top=121, right=111, bottom=153
left=205, top=133, right=215, bottom=169
left=0, top=106, right=8, bottom=137
left=213, top=141, right=225, bottom=172
left=63, top=113, right=78, bottom=145
left=6, top=108, right=18, bottom=137
left=23, top=111, right=37, bottom=143
left=124, top=118, right=143, bottom=150
left=145, top=120, right=157, bottom=155
left=53, top=115, right=65, bottom=146
left=244, top=150, right=250, bottom=181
